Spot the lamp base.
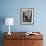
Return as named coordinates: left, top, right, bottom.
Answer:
left=8, top=32, right=11, bottom=35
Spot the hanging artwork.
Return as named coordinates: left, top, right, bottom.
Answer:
left=20, top=8, right=34, bottom=25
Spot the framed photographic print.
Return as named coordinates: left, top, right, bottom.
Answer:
left=20, top=8, right=34, bottom=25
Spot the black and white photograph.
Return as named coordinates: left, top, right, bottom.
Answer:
left=20, top=8, right=34, bottom=24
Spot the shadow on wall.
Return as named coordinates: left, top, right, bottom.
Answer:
left=0, top=16, right=5, bottom=46
left=0, top=33, right=4, bottom=46
left=0, top=16, right=5, bottom=32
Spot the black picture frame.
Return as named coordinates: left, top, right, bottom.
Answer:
left=20, top=8, right=34, bottom=25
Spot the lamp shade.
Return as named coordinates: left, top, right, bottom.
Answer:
left=5, top=18, right=14, bottom=25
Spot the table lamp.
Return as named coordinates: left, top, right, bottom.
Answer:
left=5, top=18, right=14, bottom=35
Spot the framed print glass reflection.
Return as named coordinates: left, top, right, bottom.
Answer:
left=20, top=8, right=34, bottom=25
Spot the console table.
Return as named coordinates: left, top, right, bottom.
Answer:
left=4, top=32, right=43, bottom=46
